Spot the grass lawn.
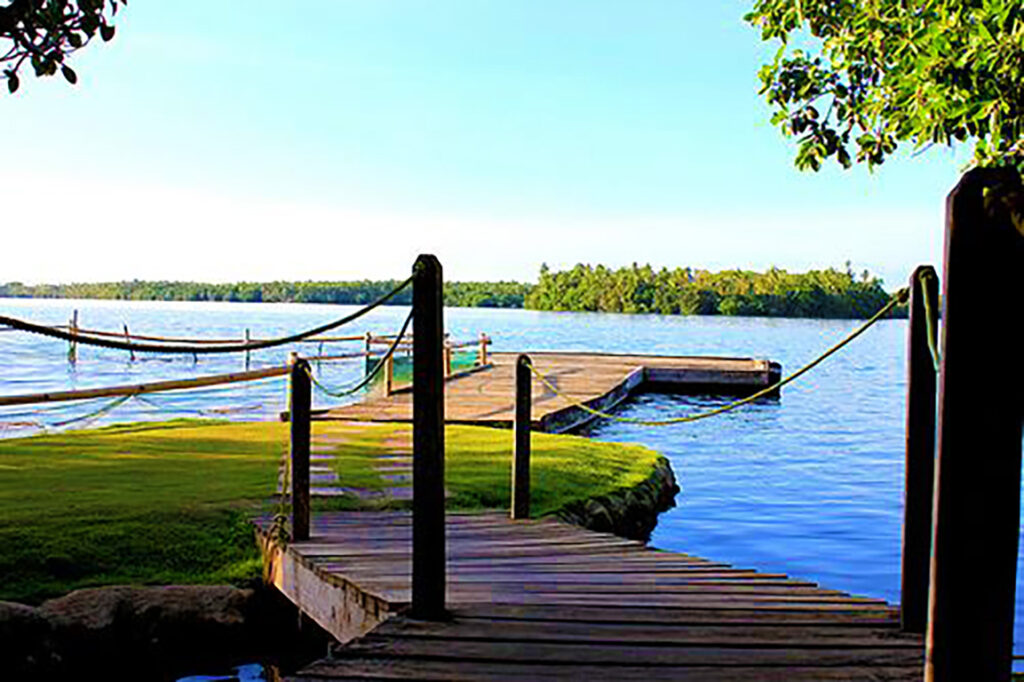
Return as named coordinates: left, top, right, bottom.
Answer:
left=0, top=418, right=663, bottom=604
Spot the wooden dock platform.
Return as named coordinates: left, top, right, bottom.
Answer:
left=319, top=352, right=782, bottom=432
left=256, top=512, right=923, bottom=680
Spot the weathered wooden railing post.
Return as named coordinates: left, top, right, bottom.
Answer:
left=479, top=333, right=490, bottom=366
left=123, top=323, right=135, bottom=362
left=511, top=354, right=532, bottom=519
left=901, top=265, right=939, bottom=634
left=926, top=168, right=1024, bottom=681
left=384, top=352, right=394, bottom=396
left=412, top=254, right=446, bottom=620
left=289, top=352, right=312, bottom=542
left=67, top=309, right=78, bottom=365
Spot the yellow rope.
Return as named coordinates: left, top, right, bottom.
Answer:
left=918, top=269, right=942, bottom=373
left=525, top=288, right=909, bottom=427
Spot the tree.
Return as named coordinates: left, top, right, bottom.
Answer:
left=1, top=0, right=124, bottom=94
left=745, top=1, right=1024, bottom=172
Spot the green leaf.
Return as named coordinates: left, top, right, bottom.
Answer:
left=100, top=24, right=115, bottom=42
left=61, top=65, right=78, bottom=84
left=7, top=74, right=19, bottom=94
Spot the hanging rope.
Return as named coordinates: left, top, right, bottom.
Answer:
left=49, top=394, right=134, bottom=427
left=0, top=276, right=412, bottom=355
left=918, top=269, right=942, bottom=373
left=305, top=310, right=414, bottom=398
left=525, top=287, right=909, bottom=427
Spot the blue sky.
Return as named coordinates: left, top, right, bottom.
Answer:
left=2, top=1, right=968, bottom=288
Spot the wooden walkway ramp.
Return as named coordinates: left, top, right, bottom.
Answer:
left=255, top=512, right=923, bottom=680
left=320, top=352, right=781, bottom=432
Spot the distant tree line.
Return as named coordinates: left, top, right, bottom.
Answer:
left=0, top=279, right=530, bottom=309
left=524, top=263, right=902, bottom=319
left=0, top=264, right=903, bottom=318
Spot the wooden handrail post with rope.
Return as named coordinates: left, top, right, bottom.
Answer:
left=411, top=254, right=447, bottom=621
left=512, top=354, right=532, bottom=520
left=926, top=169, right=1024, bottom=681
left=479, top=332, right=490, bottom=366
left=384, top=352, right=394, bottom=396
left=289, top=352, right=312, bottom=542
left=67, top=310, right=78, bottom=365
left=901, top=265, right=940, bottom=634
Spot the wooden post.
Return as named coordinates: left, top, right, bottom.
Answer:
left=244, top=328, right=251, bottom=370
left=479, top=333, right=489, bottom=366
left=411, top=254, right=446, bottom=620
left=364, top=331, right=373, bottom=355
left=901, top=265, right=939, bottom=633
left=384, top=352, right=394, bottom=396
left=512, top=354, right=532, bottom=519
left=926, top=168, right=1024, bottom=681
left=444, top=342, right=453, bottom=378
left=289, top=352, right=312, bottom=542
left=123, top=324, right=135, bottom=362
left=67, top=310, right=78, bottom=365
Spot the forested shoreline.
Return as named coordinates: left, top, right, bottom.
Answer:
left=0, top=280, right=530, bottom=309
left=0, top=264, right=904, bottom=318
left=526, top=264, right=903, bottom=319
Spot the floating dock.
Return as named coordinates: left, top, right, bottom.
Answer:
left=320, top=351, right=782, bottom=432
left=256, top=512, right=923, bottom=680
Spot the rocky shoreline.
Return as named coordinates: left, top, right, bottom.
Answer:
left=552, top=455, right=679, bottom=541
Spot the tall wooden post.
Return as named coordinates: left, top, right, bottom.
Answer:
left=123, top=324, right=135, bottom=362
left=412, top=254, right=446, bottom=620
left=479, top=333, right=489, bottom=366
left=926, top=168, right=1024, bottom=681
left=512, top=354, right=532, bottom=519
left=901, top=265, right=939, bottom=633
left=384, top=352, right=394, bottom=396
left=244, top=328, right=251, bottom=370
left=289, top=353, right=312, bottom=542
left=67, top=310, right=78, bottom=365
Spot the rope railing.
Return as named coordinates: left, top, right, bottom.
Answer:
left=0, top=364, right=292, bottom=407
left=524, top=287, right=909, bottom=427
left=305, top=310, right=414, bottom=398
left=56, top=327, right=371, bottom=345
left=0, top=276, right=412, bottom=355
left=918, top=269, right=942, bottom=373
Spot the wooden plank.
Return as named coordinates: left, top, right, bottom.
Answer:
left=449, top=604, right=902, bottom=626
left=371, top=616, right=920, bottom=646
left=294, top=659, right=922, bottom=681
left=335, top=637, right=922, bottom=667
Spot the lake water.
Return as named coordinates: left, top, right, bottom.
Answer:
left=3, top=297, right=1023, bottom=665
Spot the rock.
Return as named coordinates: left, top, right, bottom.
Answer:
left=0, top=600, right=60, bottom=675
left=553, top=457, right=679, bottom=541
left=36, top=585, right=254, bottom=675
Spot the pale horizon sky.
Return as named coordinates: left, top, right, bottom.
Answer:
left=3, top=1, right=970, bottom=289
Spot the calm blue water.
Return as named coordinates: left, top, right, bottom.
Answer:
left=2, top=297, right=1023, bottom=664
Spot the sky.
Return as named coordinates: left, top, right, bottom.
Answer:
left=2, top=1, right=971, bottom=289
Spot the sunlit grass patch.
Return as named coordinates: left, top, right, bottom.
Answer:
left=0, top=418, right=663, bottom=603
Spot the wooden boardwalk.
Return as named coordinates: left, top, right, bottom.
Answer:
left=255, top=512, right=923, bottom=680
left=320, top=352, right=781, bottom=432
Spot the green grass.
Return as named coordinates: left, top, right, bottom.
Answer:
left=0, top=418, right=662, bottom=603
